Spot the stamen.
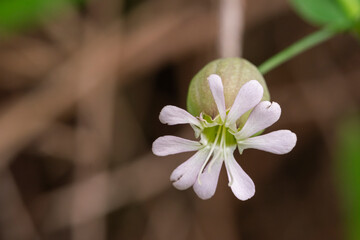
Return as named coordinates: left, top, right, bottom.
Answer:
left=226, top=160, right=234, bottom=186
left=208, top=149, right=221, bottom=173
left=222, top=127, right=234, bottom=186
left=197, top=125, right=222, bottom=185
left=208, top=126, right=226, bottom=172
left=222, top=126, right=227, bottom=155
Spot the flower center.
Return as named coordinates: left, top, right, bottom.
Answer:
left=202, top=125, right=237, bottom=147
left=196, top=124, right=237, bottom=185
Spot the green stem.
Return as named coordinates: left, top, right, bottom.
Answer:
left=258, top=28, right=338, bottom=75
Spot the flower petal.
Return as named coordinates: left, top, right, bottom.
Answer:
left=238, top=130, right=297, bottom=154
left=208, top=74, right=226, bottom=121
left=159, top=105, right=201, bottom=127
left=226, top=80, right=264, bottom=126
left=193, top=154, right=223, bottom=200
left=170, top=148, right=210, bottom=190
left=152, top=136, right=202, bottom=156
left=225, top=152, right=255, bottom=201
left=235, top=101, right=281, bottom=140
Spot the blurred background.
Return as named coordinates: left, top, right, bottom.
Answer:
left=0, top=0, right=359, bottom=239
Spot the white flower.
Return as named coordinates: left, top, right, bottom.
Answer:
left=152, top=74, right=297, bottom=200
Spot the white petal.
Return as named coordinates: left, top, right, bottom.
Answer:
left=225, top=153, right=255, bottom=201
left=170, top=148, right=210, bottom=190
left=193, top=155, right=223, bottom=200
left=159, top=105, right=201, bottom=127
left=208, top=74, right=226, bottom=121
left=238, top=130, right=297, bottom=154
left=235, top=101, right=281, bottom=140
left=152, top=136, right=202, bottom=156
left=226, top=80, right=264, bottom=126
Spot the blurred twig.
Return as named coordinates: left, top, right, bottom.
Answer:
left=36, top=124, right=76, bottom=161
left=0, top=37, right=60, bottom=86
left=141, top=194, right=191, bottom=240
left=0, top=170, right=40, bottom=240
left=87, top=0, right=124, bottom=24
left=71, top=27, right=117, bottom=240
left=0, top=8, right=217, bottom=172
left=35, top=149, right=190, bottom=232
left=43, top=5, right=83, bottom=54
left=219, top=0, right=244, bottom=57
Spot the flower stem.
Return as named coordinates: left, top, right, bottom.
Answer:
left=258, top=28, right=338, bottom=75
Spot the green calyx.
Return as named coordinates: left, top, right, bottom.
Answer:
left=187, top=58, right=270, bottom=127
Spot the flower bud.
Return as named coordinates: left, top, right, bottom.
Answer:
left=187, top=58, right=270, bottom=127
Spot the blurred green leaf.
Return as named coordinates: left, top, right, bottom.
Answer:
left=336, top=0, right=360, bottom=20
left=0, top=0, right=82, bottom=34
left=354, top=22, right=360, bottom=39
left=290, top=0, right=352, bottom=29
left=336, top=115, right=360, bottom=240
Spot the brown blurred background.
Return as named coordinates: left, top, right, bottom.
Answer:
left=0, top=0, right=359, bottom=239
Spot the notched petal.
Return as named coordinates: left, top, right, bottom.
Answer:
left=235, top=101, right=281, bottom=140
left=226, top=80, right=264, bottom=126
left=238, top=130, right=297, bottom=154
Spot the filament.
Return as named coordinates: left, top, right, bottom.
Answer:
left=197, top=125, right=222, bottom=185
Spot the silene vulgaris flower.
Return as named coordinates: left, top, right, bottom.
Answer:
left=152, top=74, right=297, bottom=200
